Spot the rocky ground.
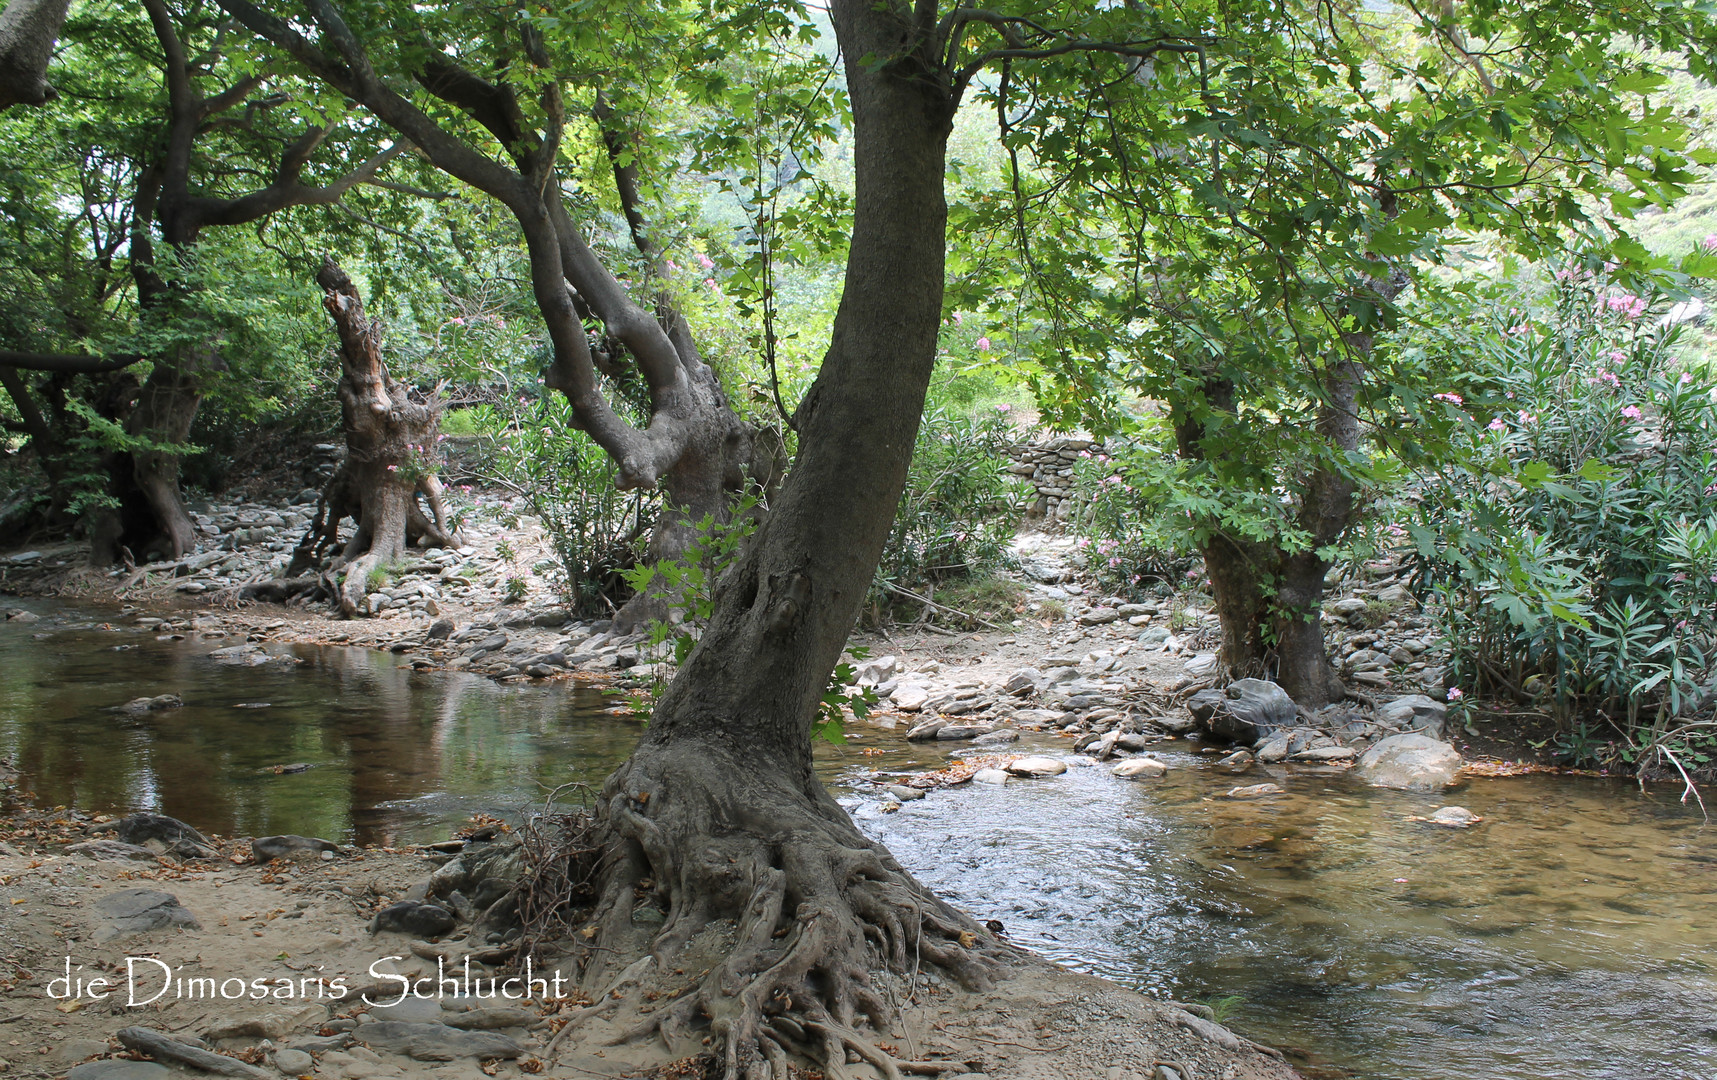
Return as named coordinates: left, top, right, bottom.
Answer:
left=0, top=477, right=1533, bottom=787
left=0, top=477, right=1589, bottom=1080
left=0, top=801, right=1299, bottom=1080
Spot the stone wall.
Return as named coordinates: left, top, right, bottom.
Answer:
left=1005, top=435, right=1098, bottom=524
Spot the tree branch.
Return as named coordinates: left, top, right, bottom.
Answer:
left=0, top=350, right=147, bottom=373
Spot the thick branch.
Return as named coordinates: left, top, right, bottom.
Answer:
left=187, top=140, right=407, bottom=228
left=0, top=350, right=147, bottom=373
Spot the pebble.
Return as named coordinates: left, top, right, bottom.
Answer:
left=970, top=768, right=1009, bottom=785
left=274, top=1049, right=314, bottom=1074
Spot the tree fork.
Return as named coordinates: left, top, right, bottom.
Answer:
left=295, top=256, right=462, bottom=617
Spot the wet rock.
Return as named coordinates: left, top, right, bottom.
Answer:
left=1356, top=734, right=1464, bottom=791
left=1153, top=711, right=1200, bottom=735
left=1255, top=732, right=1292, bottom=763
left=119, top=693, right=183, bottom=713
left=905, top=718, right=946, bottom=741
left=9, top=609, right=41, bottom=622
left=370, top=901, right=456, bottom=937
left=1112, top=757, right=1167, bottom=779
left=66, top=839, right=160, bottom=862
left=90, top=813, right=218, bottom=859
left=1292, top=745, right=1358, bottom=762
left=353, top=1021, right=522, bottom=1061
left=95, top=888, right=200, bottom=941
left=272, top=1048, right=314, bottom=1075
left=1192, top=679, right=1296, bottom=744
left=935, top=723, right=995, bottom=741
left=1424, top=806, right=1483, bottom=828
left=1376, top=694, right=1448, bottom=739
left=252, top=835, right=340, bottom=862
left=1116, top=731, right=1149, bottom=751
left=884, top=785, right=926, bottom=801
left=426, top=619, right=455, bottom=641
left=970, top=768, right=1009, bottom=785
left=969, top=729, right=1020, bottom=747
left=1005, top=756, right=1067, bottom=777
left=1003, top=667, right=1042, bottom=695
left=1216, top=748, right=1255, bottom=771
left=1223, top=783, right=1284, bottom=799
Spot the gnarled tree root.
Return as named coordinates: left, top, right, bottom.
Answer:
left=532, top=743, right=1008, bottom=1080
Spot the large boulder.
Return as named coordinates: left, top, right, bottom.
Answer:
left=1190, top=679, right=1297, bottom=744
left=1355, top=734, right=1465, bottom=791
left=90, top=813, right=218, bottom=860
left=1376, top=694, right=1448, bottom=739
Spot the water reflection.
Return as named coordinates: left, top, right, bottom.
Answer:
left=2, top=606, right=1714, bottom=1078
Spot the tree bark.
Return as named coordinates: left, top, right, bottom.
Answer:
left=288, top=257, right=461, bottom=616
left=0, top=0, right=70, bottom=109
left=533, top=6, right=1011, bottom=1077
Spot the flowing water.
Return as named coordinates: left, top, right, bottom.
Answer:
left=2, top=605, right=1713, bottom=1079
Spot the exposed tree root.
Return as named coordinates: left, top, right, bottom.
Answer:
left=528, top=741, right=1008, bottom=1080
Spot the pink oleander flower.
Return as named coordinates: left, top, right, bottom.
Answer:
left=696, top=253, right=714, bottom=270
left=976, top=336, right=992, bottom=351
left=1109, top=557, right=1122, bottom=567
left=1621, top=405, right=1642, bottom=421
left=386, top=464, right=399, bottom=472
left=1680, top=372, right=1694, bottom=386
left=1434, top=392, right=1463, bottom=405
left=995, top=403, right=1011, bottom=412
left=1186, top=568, right=1200, bottom=579
left=1518, top=411, right=1536, bottom=425
left=1447, top=687, right=1464, bottom=701
left=1488, top=417, right=1506, bottom=432
left=952, top=311, right=964, bottom=324
left=1704, top=234, right=1717, bottom=253
left=450, top=316, right=466, bottom=326
left=665, top=259, right=678, bottom=272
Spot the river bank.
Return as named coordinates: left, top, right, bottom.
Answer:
left=0, top=475, right=1583, bottom=788
left=0, top=797, right=1296, bottom=1080
left=0, top=607, right=1712, bottom=1079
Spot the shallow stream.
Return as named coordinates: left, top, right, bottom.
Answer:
left=1, top=606, right=1712, bottom=1079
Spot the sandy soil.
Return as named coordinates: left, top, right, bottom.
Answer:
left=0, top=804, right=1298, bottom=1080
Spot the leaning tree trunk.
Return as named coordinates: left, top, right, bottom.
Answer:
left=541, top=9, right=1003, bottom=1078
left=293, top=257, right=461, bottom=617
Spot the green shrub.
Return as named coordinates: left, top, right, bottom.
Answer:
left=870, top=405, right=1027, bottom=618
left=485, top=394, right=653, bottom=615
left=1064, top=439, right=1199, bottom=598
left=1407, top=264, right=1717, bottom=775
